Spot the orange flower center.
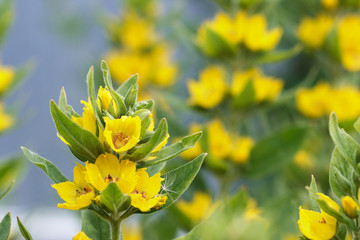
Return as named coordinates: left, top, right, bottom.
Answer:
left=113, top=132, right=129, bottom=149
left=76, top=187, right=92, bottom=197
left=104, top=174, right=119, bottom=183
left=132, top=189, right=147, bottom=199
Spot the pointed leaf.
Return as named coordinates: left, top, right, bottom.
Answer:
left=0, top=180, right=14, bottom=200
left=258, top=45, right=302, bottom=64
left=50, top=100, right=105, bottom=163
left=86, top=66, right=104, bottom=129
left=100, top=182, right=131, bottom=214
left=116, top=74, right=138, bottom=97
left=17, top=217, right=33, bottom=240
left=0, top=213, right=10, bottom=240
left=58, top=87, right=67, bottom=112
left=135, top=100, right=154, bottom=112
left=138, top=132, right=202, bottom=167
left=233, top=80, right=256, bottom=108
left=143, top=153, right=206, bottom=214
left=21, top=147, right=68, bottom=184
left=307, top=175, right=320, bottom=212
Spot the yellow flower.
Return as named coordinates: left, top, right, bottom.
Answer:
left=244, top=199, right=262, bottom=221
left=152, top=133, right=170, bottom=153
left=130, top=169, right=166, bottom=212
left=122, top=224, right=142, bottom=240
left=230, top=136, right=254, bottom=164
left=177, top=192, right=214, bottom=223
left=86, top=154, right=138, bottom=193
left=52, top=164, right=95, bottom=210
left=208, top=120, right=231, bottom=159
left=293, top=150, right=314, bottom=169
left=181, top=123, right=203, bottom=160
left=150, top=45, right=178, bottom=87
left=328, top=85, right=360, bottom=122
left=341, top=196, right=359, bottom=218
left=119, top=12, right=157, bottom=51
left=338, top=16, right=360, bottom=72
left=73, top=231, right=91, bottom=240
left=0, top=103, right=14, bottom=133
left=72, top=100, right=97, bottom=135
left=0, top=63, right=14, bottom=94
left=97, top=86, right=117, bottom=114
left=321, top=0, right=338, bottom=10
left=243, top=14, right=282, bottom=51
left=296, top=82, right=331, bottom=118
left=188, top=66, right=227, bottom=109
left=298, top=207, right=337, bottom=240
left=297, top=14, right=334, bottom=48
left=231, top=68, right=283, bottom=102
left=103, top=116, right=141, bottom=153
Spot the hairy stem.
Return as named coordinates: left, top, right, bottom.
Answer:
left=110, top=219, right=121, bottom=240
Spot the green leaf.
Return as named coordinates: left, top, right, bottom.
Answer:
left=86, top=66, right=104, bottom=129
left=50, top=100, right=105, bottom=163
left=133, top=109, right=151, bottom=139
left=329, top=113, right=359, bottom=170
left=101, top=60, right=127, bottom=117
left=143, top=153, right=206, bottom=214
left=100, top=182, right=131, bottom=214
left=81, top=210, right=110, bottom=240
left=233, top=79, right=256, bottom=108
left=246, top=125, right=308, bottom=178
left=0, top=155, right=24, bottom=190
left=124, top=84, right=138, bottom=110
left=0, top=212, right=10, bottom=240
left=138, top=132, right=202, bottom=167
left=58, top=87, right=68, bottom=112
left=17, top=217, right=33, bottom=240
left=21, top=147, right=68, bottom=184
left=329, top=147, right=356, bottom=199
left=199, top=28, right=235, bottom=57
left=0, top=0, right=13, bottom=47
left=258, top=45, right=302, bottom=64
left=135, top=100, right=154, bottom=112
left=307, top=175, right=320, bottom=212
left=127, top=118, right=168, bottom=161
left=0, top=180, right=14, bottom=200
left=116, top=74, right=138, bottom=98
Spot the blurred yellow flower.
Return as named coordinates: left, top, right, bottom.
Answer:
left=341, top=196, right=359, bottom=218
left=103, top=116, right=141, bottom=153
left=150, top=45, right=178, bottom=87
left=130, top=169, right=167, bottom=212
left=231, top=68, right=283, bottom=102
left=329, top=86, right=360, bottom=122
left=293, top=150, right=314, bottom=169
left=73, top=231, right=91, bottom=240
left=97, top=86, right=117, bottom=114
left=119, top=12, right=157, bottom=51
left=297, top=14, right=334, bottom=48
left=321, top=0, right=338, bottom=10
left=52, top=164, right=95, bottom=210
left=0, top=102, right=14, bottom=133
left=0, top=63, right=14, bottom=94
left=244, top=199, right=262, bottom=221
left=298, top=193, right=339, bottom=240
left=296, top=82, right=331, bottom=119
left=230, top=136, right=254, bottom=164
left=122, top=224, right=142, bottom=240
left=181, top=123, right=203, bottom=160
left=243, top=14, right=282, bottom=51
left=338, top=16, right=360, bottom=72
left=188, top=66, right=227, bottom=109
left=177, top=192, right=214, bottom=223
left=208, top=120, right=231, bottom=159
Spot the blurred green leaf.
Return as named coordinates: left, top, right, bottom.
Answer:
left=0, top=212, right=10, bottom=240
left=199, top=28, right=235, bottom=57
left=138, top=132, right=202, bottom=167
left=233, top=79, right=256, bottom=108
left=21, top=147, right=68, bottom=184
left=17, top=217, right=33, bottom=240
left=126, top=118, right=168, bottom=161
left=0, top=155, right=24, bottom=190
left=0, top=0, right=13, bottom=47
left=143, top=153, right=206, bottom=214
left=0, top=180, right=14, bottom=200
left=258, top=45, right=302, bottom=64
left=81, top=210, right=110, bottom=240
left=246, top=125, right=308, bottom=178
left=100, top=182, right=131, bottom=214
left=50, top=100, right=105, bottom=163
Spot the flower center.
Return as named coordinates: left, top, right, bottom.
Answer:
left=113, top=132, right=130, bottom=149
left=104, top=174, right=119, bottom=183
left=318, top=218, right=327, bottom=224
left=76, top=187, right=92, bottom=197
left=132, top=189, right=147, bottom=199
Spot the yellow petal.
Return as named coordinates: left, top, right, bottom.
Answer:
left=73, top=231, right=91, bottom=240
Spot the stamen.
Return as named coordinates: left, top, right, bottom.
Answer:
left=113, top=132, right=130, bottom=149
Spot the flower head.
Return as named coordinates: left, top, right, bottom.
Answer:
left=177, top=192, right=214, bottom=223
left=188, top=66, right=227, bottom=109
left=103, top=116, right=141, bottom=153
left=230, top=136, right=254, bottom=164
left=52, top=164, right=95, bottom=210
left=208, top=120, right=231, bottom=159
left=0, top=102, right=14, bottom=133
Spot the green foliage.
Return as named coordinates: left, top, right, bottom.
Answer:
left=308, top=175, right=320, bottom=212
left=0, top=0, right=13, bottom=48
left=246, top=125, right=308, bottom=178
left=0, top=213, right=10, bottom=240
left=233, top=80, right=256, bottom=108
left=17, top=217, right=33, bottom=240
left=21, top=147, right=68, bottom=184
left=100, top=183, right=131, bottom=214
left=81, top=210, right=111, bottom=240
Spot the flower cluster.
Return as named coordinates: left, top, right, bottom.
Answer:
left=197, top=11, right=282, bottom=57
left=105, top=10, right=177, bottom=90
left=188, top=66, right=283, bottom=109
left=296, top=82, right=360, bottom=122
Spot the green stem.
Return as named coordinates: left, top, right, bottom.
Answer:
left=110, top=219, right=121, bottom=240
